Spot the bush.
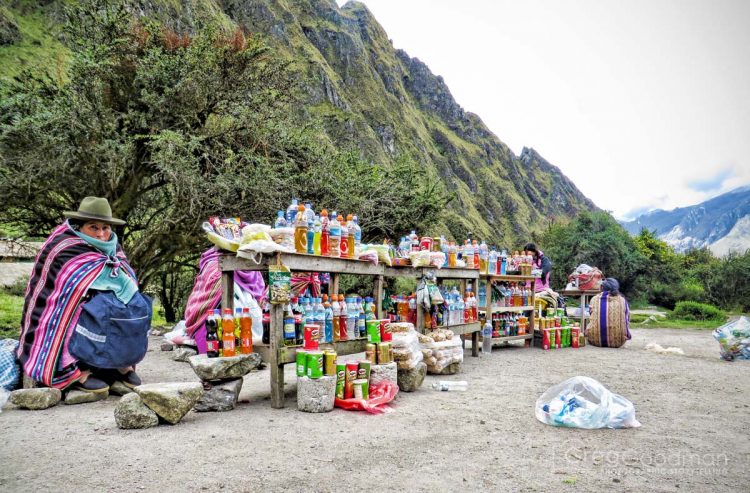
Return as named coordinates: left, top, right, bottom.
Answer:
left=2, top=275, right=28, bottom=297
left=670, top=301, right=726, bottom=322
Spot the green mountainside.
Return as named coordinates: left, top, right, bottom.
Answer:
left=0, top=0, right=598, bottom=245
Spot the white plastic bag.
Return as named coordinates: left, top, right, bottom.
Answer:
left=233, top=282, right=264, bottom=342
left=713, top=316, right=750, bottom=361
left=535, top=376, right=641, bottom=429
left=392, top=331, right=424, bottom=370
left=163, top=321, right=196, bottom=346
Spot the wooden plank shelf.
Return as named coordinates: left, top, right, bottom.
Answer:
left=381, top=265, right=479, bottom=280
left=485, top=274, right=537, bottom=282
left=479, top=305, right=535, bottom=313
left=221, top=252, right=383, bottom=276
left=255, top=339, right=370, bottom=365
left=427, top=322, right=481, bottom=336
left=489, top=334, right=533, bottom=343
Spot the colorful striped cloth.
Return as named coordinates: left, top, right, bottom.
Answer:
left=586, top=291, right=631, bottom=348
left=16, top=224, right=138, bottom=389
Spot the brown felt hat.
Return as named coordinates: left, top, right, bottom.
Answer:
left=63, top=196, right=125, bottom=226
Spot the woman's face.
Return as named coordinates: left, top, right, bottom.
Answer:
left=80, top=221, right=112, bottom=241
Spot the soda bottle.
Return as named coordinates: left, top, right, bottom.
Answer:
left=291, top=297, right=303, bottom=345
left=329, top=213, right=341, bottom=257
left=410, top=230, right=419, bottom=252
left=357, top=296, right=366, bottom=337
left=448, top=242, right=457, bottom=268
left=331, top=293, right=341, bottom=342
left=294, top=204, right=307, bottom=254
left=500, top=250, right=508, bottom=275
left=320, top=209, right=330, bottom=256
left=306, top=220, right=315, bottom=255
left=464, top=241, right=474, bottom=269
left=274, top=210, right=287, bottom=228
left=338, top=294, right=348, bottom=341
left=323, top=295, right=334, bottom=344
left=479, top=241, right=488, bottom=273
left=472, top=293, right=479, bottom=321
left=283, top=303, right=296, bottom=346
left=205, top=310, right=220, bottom=358
left=261, top=302, right=270, bottom=345
left=213, top=308, right=223, bottom=356
left=472, top=240, right=480, bottom=270
left=313, top=297, right=325, bottom=342
left=346, top=214, right=356, bottom=259
left=338, top=215, right=349, bottom=258
left=313, top=215, right=322, bottom=256
left=222, top=308, right=236, bottom=356
left=240, top=307, right=253, bottom=354
left=234, top=307, right=242, bottom=353
left=352, top=215, right=362, bottom=250
left=285, top=198, right=299, bottom=225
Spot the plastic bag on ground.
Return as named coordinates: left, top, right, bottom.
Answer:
left=163, top=321, right=197, bottom=347
left=535, top=376, right=641, bottom=429
left=420, top=333, right=464, bottom=373
left=713, top=316, right=750, bottom=361
left=334, top=381, right=399, bottom=414
left=391, top=331, right=424, bottom=370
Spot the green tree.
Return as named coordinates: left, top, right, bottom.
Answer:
left=633, top=229, right=682, bottom=308
left=0, top=2, right=449, bottom=321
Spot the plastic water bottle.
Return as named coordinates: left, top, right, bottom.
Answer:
left=346, top=297, right=357, bottom=340
left=285, top=198, right=298, bottom=225
left=431, top=381, right=468, bottom=391
left=488, top=248, right=498, bottom=276
left=323, top=298, right=333, bottom=343
left=457, top=295, right=465, bottom=324
left=274, top=211, right=287, bottom=228
left=482, top=320, right=492, bottom=354
left=352, top=215, right=362, bottom=248
left=303, top=202, right=315, bottom=223
left=356, top=296, right=366, bottom=337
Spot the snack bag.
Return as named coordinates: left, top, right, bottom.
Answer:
left=269, top=260, right=291, bottom=305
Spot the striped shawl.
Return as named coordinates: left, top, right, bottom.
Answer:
left=586, top=291, right=631, bottom=348
left=16, top=224, right=137, bottom=388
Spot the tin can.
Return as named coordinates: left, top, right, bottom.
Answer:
left=419, top=236, right=433, bottom=251
left=345, top=362, right=359, bottom=399
left=296, top=350, right=307, bottom=376
left=380, top=320, right=393, bottom=342
left=542, top=328, right=550, bottom=351
left=432, top=237, right=441, bottom=253
left=306, top=351, right=324, bottom=379
left=324, top=351, right=337, bottom=376
left=366, top=320, right=381, bottom=344
left=377, top=342, right=391, bottom=364
left=357, top=360, right=371, bottom=381
left=303, top=324, right=320, bottom=350
left=571, top=327, right=580, bottom=349
left=365, top=343, right=377, bottom=363
left=352, top=378, right=369, bottom=400
left=554, top=328, right=561, bottom=349
left=335, top=363, right=346, bottom=399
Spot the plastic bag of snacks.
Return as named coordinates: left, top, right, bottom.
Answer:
left=429, top=252, right=446, bottom=268
left=713, top=316, right=750, bottom=361
left=361, top=244, right=392, bottom=266
left=202, top=217, right=244, bottom=252
left=357, top=249, right=379, bottom=265
left=391, top=326, right=424, bottom=370
left=334, top=381, right=399, bottom=414
left=409, top=250, right=432, bottom=267
left=419, top=329, right=464, bottom=373
left=269, top=227, right=295, bottom=251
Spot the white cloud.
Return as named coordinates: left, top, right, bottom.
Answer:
left=338, top=0, right=750, bottom=219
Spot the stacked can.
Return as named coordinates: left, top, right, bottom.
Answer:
left=335, top=363, right=346, bottom=399
left=303, top=324, right=320, bottom=350
left=366, top=319, right=381, bottom=344
left=344, top=362, right=359, bottom=398
left=296, top=350, right=307, bottom=376
left=306, top=351, right=324, bottom=378
left=379, top=320, right=393, bottom=342
left=324, top=351, right=337, bottom=376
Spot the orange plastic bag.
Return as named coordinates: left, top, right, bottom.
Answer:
left=334, top=381, right=399, bottom=414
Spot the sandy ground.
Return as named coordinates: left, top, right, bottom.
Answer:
left=1, top=327, right=748, bottom=493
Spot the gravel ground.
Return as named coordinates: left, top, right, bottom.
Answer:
left=1, top=327, right=748, bottom=492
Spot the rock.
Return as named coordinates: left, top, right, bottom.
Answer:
left=370, top=362, right=397, bottom=386
left=0, top=10, right=21, bottom=46
left=297, top=375, right=336, bottom=413
left=64, top=390, right=108, bottom=405
left=188, top=353, right=262, bottom=381
left=134, top=382, right=203, bottom=424
left=114, top=393, right=159, bottom=429
left=160, top=342, right=174, bottom=352
left=10, top=388, right=61, bottom=410
left=171, top=346, right=198, bottom=362
left=194, top=379, right=243, bottom=412
left=397, top=362, right=426, bottom=392
left=429, top=362, right=460, bottom=375
left=109, top=381, right=134, bottom=396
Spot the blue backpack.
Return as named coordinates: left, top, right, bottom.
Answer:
left=70, top=291, right=152, bottom=369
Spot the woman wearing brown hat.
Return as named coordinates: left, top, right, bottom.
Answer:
left=16, top=197, right=150, bottom=394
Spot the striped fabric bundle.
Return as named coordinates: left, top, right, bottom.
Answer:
left=586, top=291, right=631, bottom=348
left=291, top=272, right=321, bottom=298
left=16, top=224, right=137, bottom=389
left=184, top=249, right=223, bottom=337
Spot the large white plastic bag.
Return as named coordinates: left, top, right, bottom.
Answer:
left=233, top=283, right=264, bottom=342
left=535, top=376, right=641, bottom=429
left=713, top=316, right=750, bottom=361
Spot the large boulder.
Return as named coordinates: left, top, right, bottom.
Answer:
left=194, top=378, right=243, bottom=412
left=171, top=346, right=198, bottom=362
left=134, top=382, right=203, bottom=424
left=297, top=375, right=336, bottom=413
left=114, top=393, right=159, bottom=429
left=10, top=388, right=61, bottom=410
left=188, top=353, right=262, bottom=381
left=397, top=362, right=426, bottom=392
left=64, top=390, right=108, bottom=405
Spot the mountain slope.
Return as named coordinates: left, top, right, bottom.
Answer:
left=621, top=186, right=750, bottom=255
left=0, top=0, right=598, bottom=244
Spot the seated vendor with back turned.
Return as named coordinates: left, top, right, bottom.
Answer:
left=586, top=278, right=631, bottom=348
left=16, top=197, right=150, bottom=394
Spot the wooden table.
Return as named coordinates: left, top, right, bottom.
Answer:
left=560, top=289, right=601, bottom=331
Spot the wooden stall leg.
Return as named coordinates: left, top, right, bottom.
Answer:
left=220, top=271, right=234, bottom=312
left=471, top=331, right=479, bottom=357
left=374, top=275, right=384, bottom=319
left=331, top=273, right=340, bottom=296
left=269, top=303, right=285, bottom=409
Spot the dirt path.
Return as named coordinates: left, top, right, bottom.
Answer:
left=1, top=328, right=747, bottom=492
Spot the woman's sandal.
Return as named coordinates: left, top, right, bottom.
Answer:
left=71, top=375, right=110, bottom=394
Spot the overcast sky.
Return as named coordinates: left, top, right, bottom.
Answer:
left=338, top=0, right=750, bottom=220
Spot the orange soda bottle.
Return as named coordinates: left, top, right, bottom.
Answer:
left=222, top=308, right=236, bottom=356
left=294, top=204, right=308, bottom=254
left=240, top=307, right=253, bottom=354
left=338, top=215, right=349, bottom=258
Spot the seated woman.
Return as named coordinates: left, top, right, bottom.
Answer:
left=586, top=278, right=631, bottom=348
left=16, top=197, right=149, bottom=394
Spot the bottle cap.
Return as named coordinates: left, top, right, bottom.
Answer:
left=223, top=308, right=232, bottom=314
left=242, top=307, right=250, bottom=313
left=321, top=209, right=328, bottom=217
